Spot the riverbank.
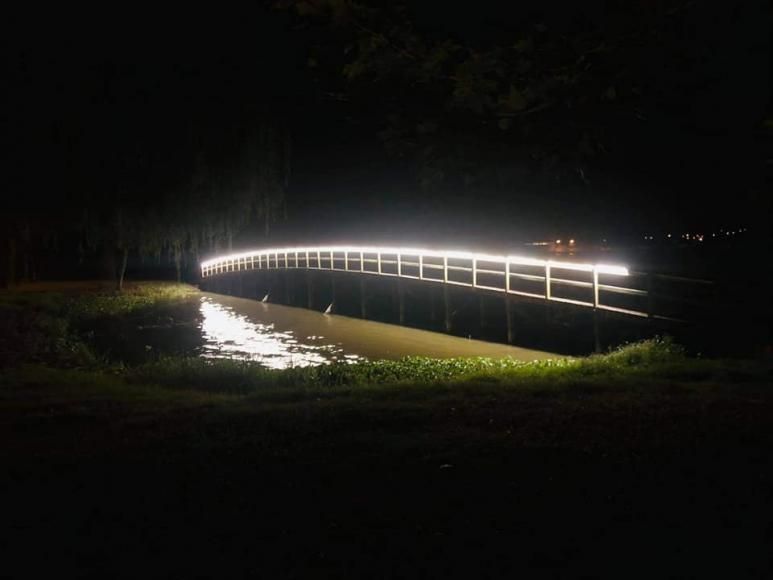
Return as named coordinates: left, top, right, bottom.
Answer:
left=1, top=282, right=772, bottom=577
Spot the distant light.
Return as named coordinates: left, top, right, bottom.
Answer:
left=569, top=239, right=575, bottom=245
left=555, top=239, right=561, bottom=245
left=667, top=234, right=672, bottom=238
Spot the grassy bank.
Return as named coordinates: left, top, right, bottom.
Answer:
left=1, top=281, right=768, bottom=424
left=0, top=281, right=199, bottom=367
left=1, top=282, right=771, bottom=577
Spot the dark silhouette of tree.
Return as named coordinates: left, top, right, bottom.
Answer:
left=279, top=0, right=771, bottom=233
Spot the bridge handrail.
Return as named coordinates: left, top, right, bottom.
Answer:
left=199, top=245, right=661, bottom=317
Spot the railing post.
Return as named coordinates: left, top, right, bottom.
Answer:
left=472, top=258, right=477, bottom=287
left=397, top=253, right=402, bottom=277
left=443, top=256, right=448, bottom=283
left=505, top=260, right=511, bottom=293
left=360, top=251, right=364, bottom=272
left=593, top=268, right=599, bottom=308
left=345, top=250, right=349, bottom=271
left=329, top=250, right=333, bottom=270
left=545, top=264, right=552, bottom=300
left=419, top=255, right=424, bottom=280
left=377, top=252, right=382, bottom=274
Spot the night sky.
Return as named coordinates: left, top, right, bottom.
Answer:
left=4, top=2, right=771, bottom=253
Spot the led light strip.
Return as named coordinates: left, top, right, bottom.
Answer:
left=200, top=245, right=629, bottom=277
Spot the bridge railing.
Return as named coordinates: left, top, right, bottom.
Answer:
left=200, top=246, right=663, bottom=318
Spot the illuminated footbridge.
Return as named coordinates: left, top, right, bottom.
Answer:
left=200, top=245, right=703, bottom=351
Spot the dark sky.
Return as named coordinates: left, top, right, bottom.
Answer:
left=4, top=2, right=771, bottom=249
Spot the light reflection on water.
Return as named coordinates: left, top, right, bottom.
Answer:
left=198, top=297, right=363, bottom=369
left=197, top=292, right=554, bottom=367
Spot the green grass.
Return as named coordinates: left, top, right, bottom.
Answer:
left=66, top=281, right=199, bottom=319
left=121, top=336, right=768, bottom=401
left=0, top=281, right=198, bottom=368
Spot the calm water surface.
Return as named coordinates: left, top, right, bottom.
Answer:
left=198, top=292, right=554, bottom=368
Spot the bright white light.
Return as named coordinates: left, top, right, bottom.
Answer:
left=201, top=245, right=629, bottom=278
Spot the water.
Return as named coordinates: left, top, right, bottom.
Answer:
left=197, top=292, right=554, bottom=368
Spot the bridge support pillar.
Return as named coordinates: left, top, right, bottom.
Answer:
left=397, top=280, right=406, bottom=326
left=443, top=284, right=452, bottom=333
left=593, top=309, right=602, bottom=353
left=429, top=287, right=438, bottom=327
left=306, top=271, right=314, bottom=309
left=359, top=278, right=367, bottom=319
left=505, top=296, right=514, bottom=344
left=263, top=272, right=270, bottom=300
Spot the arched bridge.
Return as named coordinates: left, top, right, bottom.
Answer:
left=201, top=245, right=646, bottom=316
left=200, top=246, right=713, bottom=351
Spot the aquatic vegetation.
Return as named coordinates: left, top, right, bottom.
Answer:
left=123, top=337, right=703, bottom=395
